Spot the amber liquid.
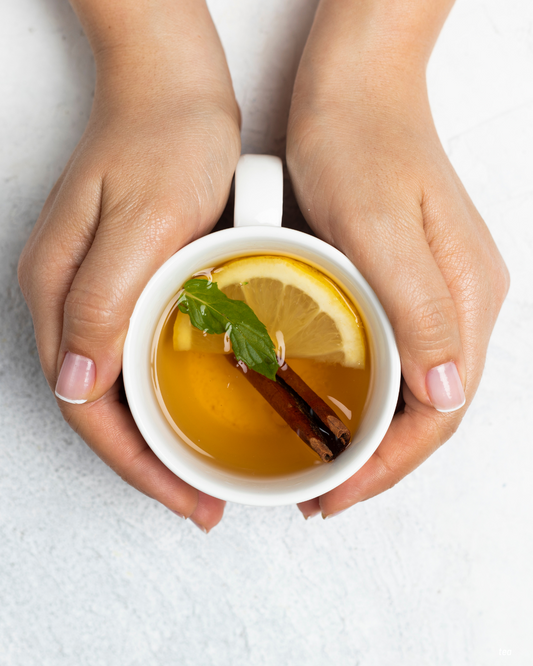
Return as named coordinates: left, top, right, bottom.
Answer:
left=151, top=264, right=372, bottom=477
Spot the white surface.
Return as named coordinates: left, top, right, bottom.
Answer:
left=0, top=0, right=532, bottom=664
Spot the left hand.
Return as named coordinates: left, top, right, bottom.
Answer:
left=286, top=13, right=509, bottom=519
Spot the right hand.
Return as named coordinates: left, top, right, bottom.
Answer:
left=18, top=7, right=241, bottom=532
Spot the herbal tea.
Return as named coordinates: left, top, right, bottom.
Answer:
left=151, top=255, right=371, bottom=476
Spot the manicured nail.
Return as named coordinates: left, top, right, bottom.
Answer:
left=322, top=508, right=348, bottom=520
left=190, top=518, right=208, bottom=534
left=55, top=352, right=95, bottom=404
left=303, top=510, right=320, bottom=521
left=426, top=362, right=466, bottom=413
left=172, top=510, right=186, bottom=519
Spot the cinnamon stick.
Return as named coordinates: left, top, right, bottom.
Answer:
left=276, top=363, right=351, bottom=446
left=226, top=354, right=351, bottom=462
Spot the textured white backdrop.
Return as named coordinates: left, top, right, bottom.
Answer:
left=1, top=1, right=532, bottom=664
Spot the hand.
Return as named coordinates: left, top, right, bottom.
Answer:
left=18, top=3, right=241, bottom=532
left=287, top=0, right=509, bottom=519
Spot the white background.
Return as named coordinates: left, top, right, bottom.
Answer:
left=1, top=1, right=532, bottom=664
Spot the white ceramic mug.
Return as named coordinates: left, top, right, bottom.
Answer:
left=123, top=154, right=401, bottom=506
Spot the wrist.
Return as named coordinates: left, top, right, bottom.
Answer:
left=292, top=0, right=453, bottom=111
left=70, top=0, right=212, bottom=58
left=71, top=0, right=238, bottom=117
left=313, top=0, right=454, bottom=67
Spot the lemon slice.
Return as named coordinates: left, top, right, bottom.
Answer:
left=173, top=255, right=366, bottom=368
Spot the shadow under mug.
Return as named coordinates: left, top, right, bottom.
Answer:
left=123, top=155, right=401, bottom=506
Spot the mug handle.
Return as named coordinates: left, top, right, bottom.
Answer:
left=234, top=154, right=283, bottom=228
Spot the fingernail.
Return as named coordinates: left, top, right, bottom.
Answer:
left=303, top=510, right=320, bottom=521
left=190, top=518, right=208, bottom=534
left=322, top=508, right=348, bottom=520
left=55, top=352, right=95, bottom=404
left=426, top=362, right=466, bottom=413
left=172, top=510, right=186, bottom=519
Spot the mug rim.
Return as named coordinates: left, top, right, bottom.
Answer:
left=123, top=225, right=401, bottom=506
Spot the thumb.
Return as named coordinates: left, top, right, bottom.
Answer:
left=343, top=208, right=467, bottom=413
left=54, top=205, right=188, bottom=404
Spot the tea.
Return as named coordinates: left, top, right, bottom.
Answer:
left=151, top=255, right=371, bottom=477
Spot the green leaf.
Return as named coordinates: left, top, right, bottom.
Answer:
left=176, top=278, right=279, bottom=381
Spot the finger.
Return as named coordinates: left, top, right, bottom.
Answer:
left=319, top=384, right=455, bottom=517
left=53, top=183, right=204, bottom=404
left=60, top=378, right=225, bottom=529
left=190, top=492, right=226, bottom=533
left=297, top=498, right=321, bottom=520
left=420, top=180, right=510, bottom=382
left=18, top=166, right=103, bottom=383
left=339, top=202, right=466, bottom=413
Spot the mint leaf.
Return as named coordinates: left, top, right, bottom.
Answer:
left=177, top=278, right=278, bottom=381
